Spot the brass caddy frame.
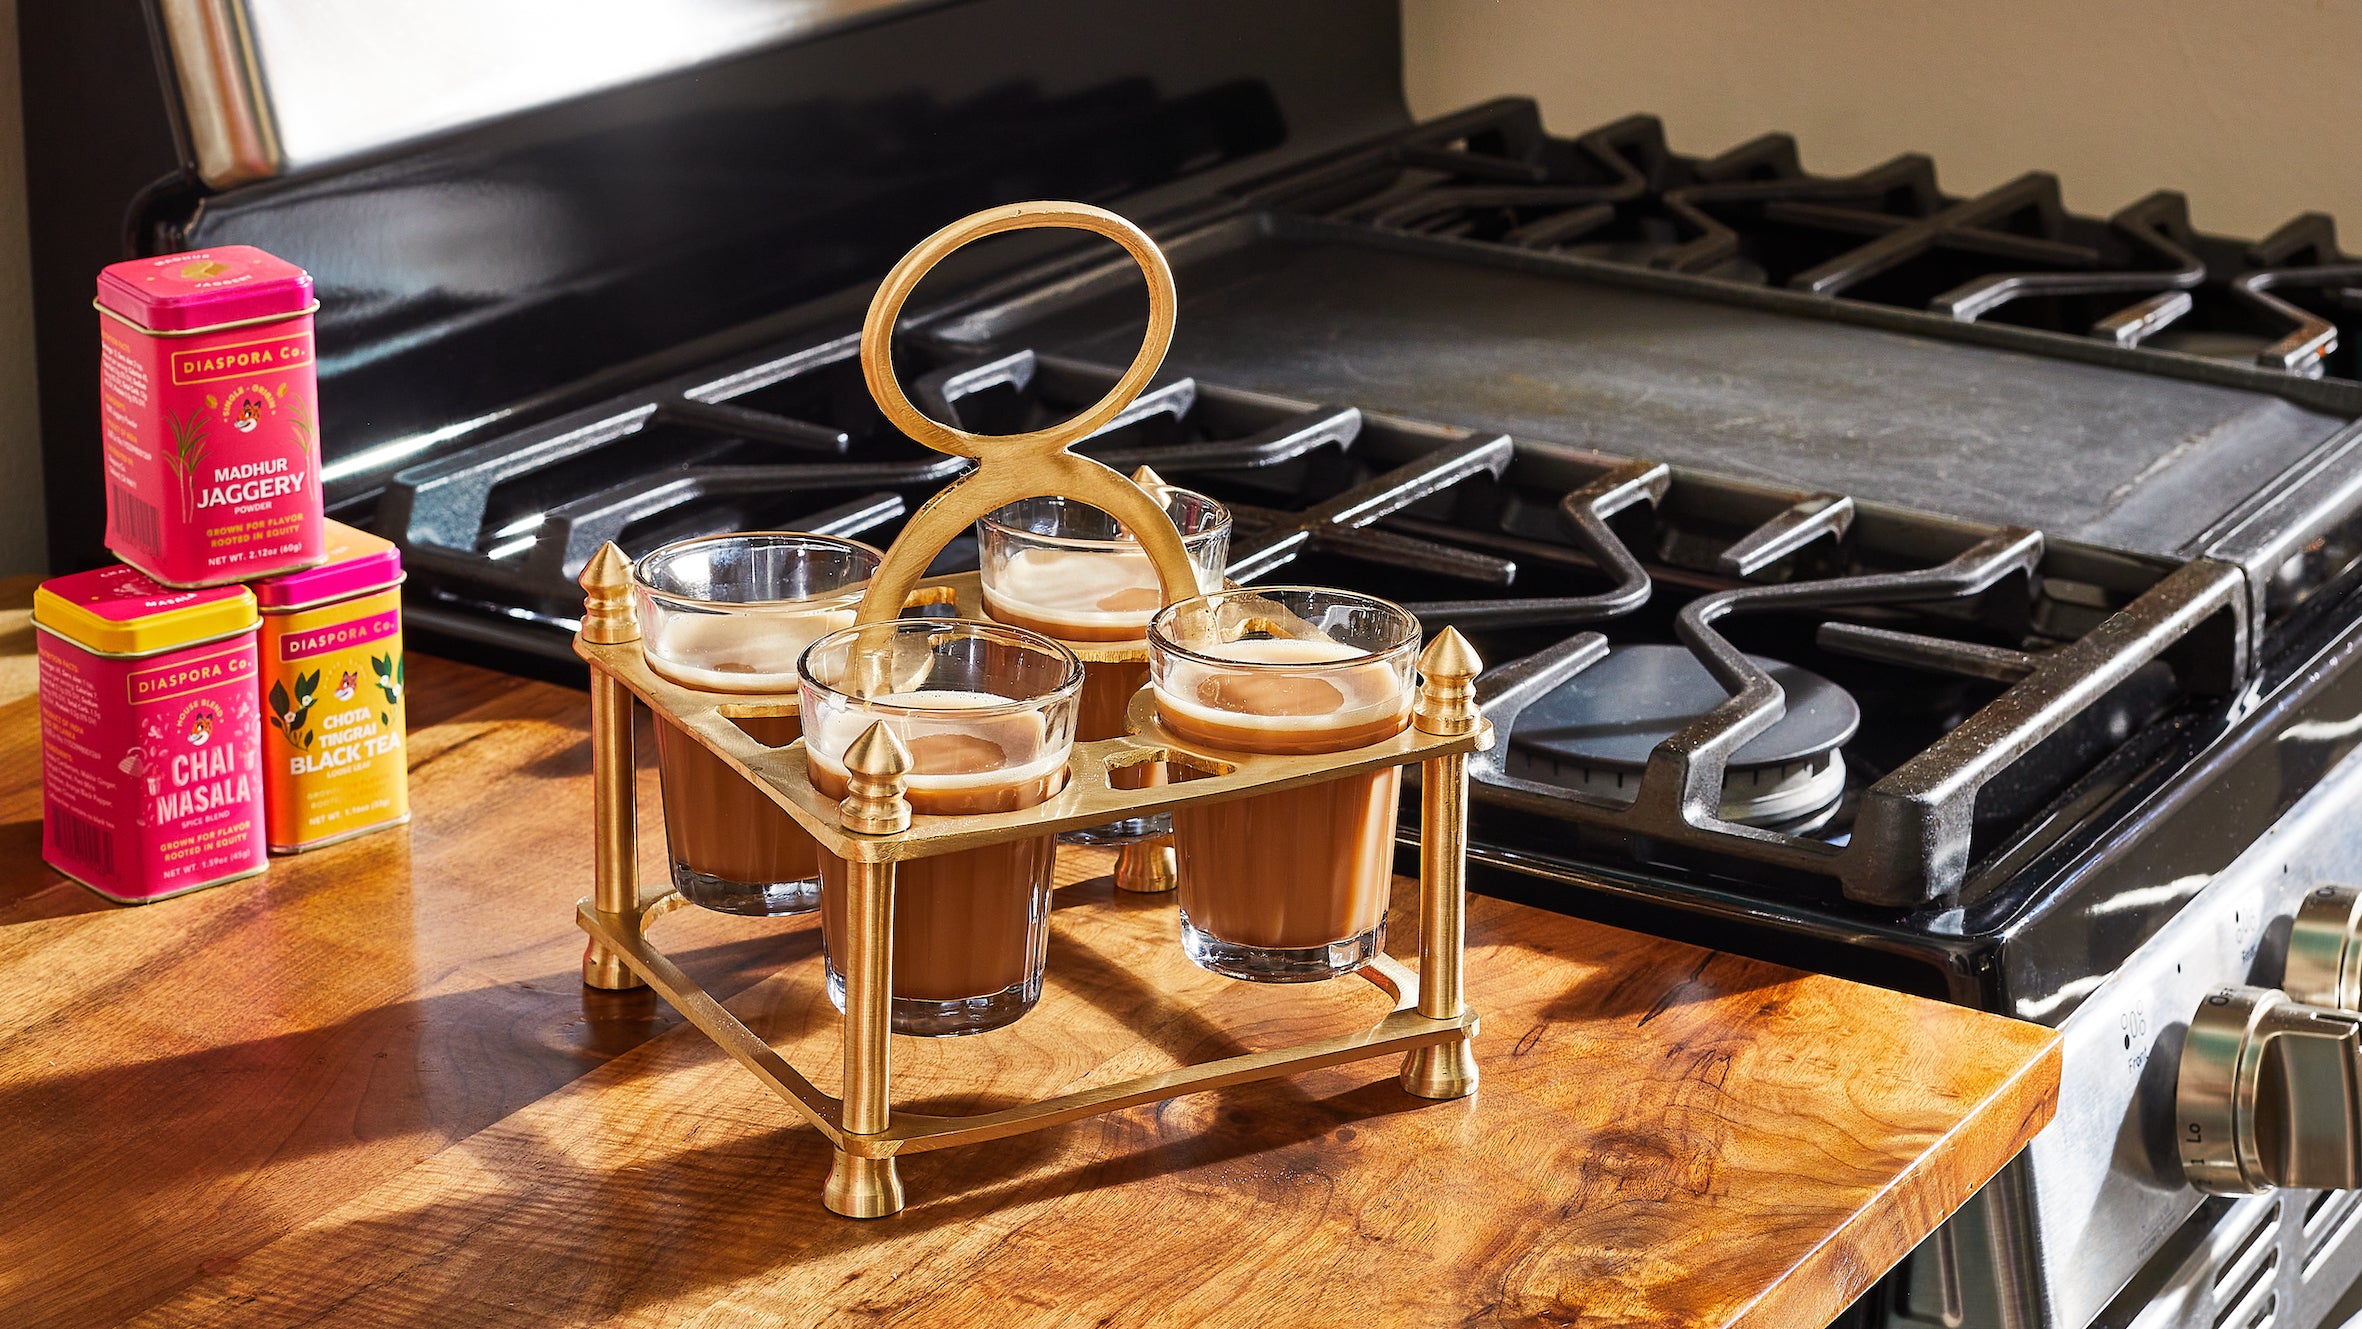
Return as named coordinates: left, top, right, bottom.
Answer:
left=570, top=200, right=1493, bottom=1218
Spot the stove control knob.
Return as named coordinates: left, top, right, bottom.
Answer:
left=2178, top=985, right=2362, bottom=1194
left=2285, top=884, right=2362, bottom=1010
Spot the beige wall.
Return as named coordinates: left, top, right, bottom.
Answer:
left=0, top=0, right=42, bottom=577
left=1403, top=0, right=2362, bottom=240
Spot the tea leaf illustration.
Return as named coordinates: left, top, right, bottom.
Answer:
left=373, top=652, right=405, bottom=707
left=267, top=680, right=314, bottom=751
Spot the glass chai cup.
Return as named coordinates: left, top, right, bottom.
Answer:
left=976, top=484, right=1230, bottom=741
left=1147, top=587, right=1421, bottom=982
left=634, top=532, right=880, bottom=917
left=798, top=619, right=1082, bottom=1036
left=977, top=482, right=1230, bottom=847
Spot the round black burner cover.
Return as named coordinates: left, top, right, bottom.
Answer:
left=1507, top=644, right=1861, bottom=773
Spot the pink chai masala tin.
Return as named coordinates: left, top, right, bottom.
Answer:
left=95, top=245, right=326, bottom=588
left=35, top=564, right=268, bottom=903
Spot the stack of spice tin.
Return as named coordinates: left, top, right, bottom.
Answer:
left=35, top=246, right=410, bottom=904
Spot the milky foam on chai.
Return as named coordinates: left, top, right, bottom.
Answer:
left=983, top=546, right=1215, bottom=640
left=805, top=690, right=1068, bottom=793
left=643, top=601, right=857, bottom=692
left=1154, top=636, right=1411, bottom=733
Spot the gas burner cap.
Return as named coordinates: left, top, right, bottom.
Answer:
left=1505, top=644, right=1861, bottom=827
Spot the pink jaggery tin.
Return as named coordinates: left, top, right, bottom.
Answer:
left=95, top=245, right=326, bottom=588
left=35, top=565, right=269, bottom=903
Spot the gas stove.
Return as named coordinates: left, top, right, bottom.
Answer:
left=357, top=109, right=2362, bottom=1329
left=373, top=140, right=2362, bottom=962
left=37, top=4, right=2362, bottom=1325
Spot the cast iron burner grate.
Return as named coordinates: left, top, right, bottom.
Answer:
left=1251, top=99, right=2362, bottom=381
left=377, top=332, right=1489, bottom=632
left=1205, top=410, right=2248, bottom=909
left=381, top=317, right=2255, bottom=909
left=1159, top=401, right=2253, bottom=910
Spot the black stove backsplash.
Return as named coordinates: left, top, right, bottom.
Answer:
left=32, top=0, right=1405, bottom=574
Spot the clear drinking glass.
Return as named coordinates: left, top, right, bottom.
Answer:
left=977, top=486, right=1230, bottom=740
left=799, top=619, right=1082, bottom=1036
left=1147, top=587, right=1420, bottom=982
left=978, top=485, right=1228, bottom=848
left=634, top=532, right=878, bottom=916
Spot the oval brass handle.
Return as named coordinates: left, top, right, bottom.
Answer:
left=850, top=201, right=1201, bottom=627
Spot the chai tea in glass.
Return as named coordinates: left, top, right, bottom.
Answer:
left=799, top=619, right=1081, bottom=1036
left=978, top=485, right=1227, bottom=854
left=1148, top=588, right=1419, bottom=982
left=634, top=533, right=878, bottom=916
left=976, top=485, right=1229, bottom=742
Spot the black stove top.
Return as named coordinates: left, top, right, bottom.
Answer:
left=969, top=212, right=2354, bottom=562
left=359, top=104, right=2362, bottom=1023
left=1246, top=100, right=2362, bottom=382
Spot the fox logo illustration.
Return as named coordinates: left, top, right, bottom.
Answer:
left=335, top=671, right=358, bottom=701
left=230, top=393, right=267, bottom=433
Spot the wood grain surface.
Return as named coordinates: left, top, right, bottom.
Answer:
left=0, top=630, right=2059, bottom=1328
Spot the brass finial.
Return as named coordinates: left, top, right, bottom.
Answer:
left=1130, top=464, right=1168, bottom=493
left=839, top=721, right=913, bottom=835
left=1413, top=627, right=1484, bottom=737
left=577, top=542, right=641, bottom=645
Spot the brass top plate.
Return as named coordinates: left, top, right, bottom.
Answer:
left=577, top=606, right=1490, bottom=864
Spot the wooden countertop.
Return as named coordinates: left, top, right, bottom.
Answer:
left=0, top=596, right=2059, bottom=1328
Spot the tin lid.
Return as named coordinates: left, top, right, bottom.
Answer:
left=94, top=246, right=316, bottom=333
left=34, top=564, right=259, bottom=657
left=251, top=520, right=403, bottom=610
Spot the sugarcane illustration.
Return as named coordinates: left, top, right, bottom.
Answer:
left=166, top=408, right=209, bottom=522
left=285, top=386, right=316, bottom=463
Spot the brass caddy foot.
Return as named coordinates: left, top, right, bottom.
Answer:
left=825, top=1151, right=905, bottom=1219
left=568, top=200, right=1492, bottom=1217
left=1400, top=1039, right=1482, bottom=1101
left=1112, top=839, right=1178, bottom=893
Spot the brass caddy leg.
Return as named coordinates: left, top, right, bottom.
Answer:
left=579, top=544, right=648, bottom=991
left=825, top=722, right=913, bottom=1217
left=1113, top=837, right=1178, bottom=893
left=1402, top=629, right=1483, bottom=1100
